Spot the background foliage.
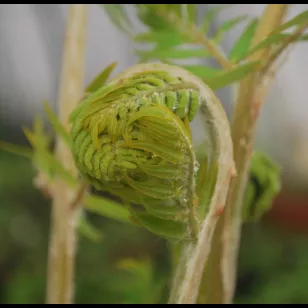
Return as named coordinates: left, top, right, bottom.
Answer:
left=2, top=147, right=308, bottom=304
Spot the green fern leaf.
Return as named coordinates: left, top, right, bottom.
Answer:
left=182, top=65, right=222, bottom=79
left=23, top=125, right=76, bottom=185
left=273, top=10, right=308, bottom=34
left=43, top=101, right=71, bottom=147
left=200, top=4, right=233, bottom=34
left=133, top=30, right=184, bottom=49
left=135, top=4, right=172, bottom=31
left=229, top=18, right=258, bottom=63
left=247, top=33, right=308, bottom=58
left=207, top=61, right=261, bottom=90
left=78, top=214, right=103, bottom=242
left=0, top=141, right=33, bottom=159
left=136, top=47, right=211, bottom=61
left=102, top=4, right=133, bottom=35
left=213, top=15, right=249, bottom=43
left=84, top=195, right=131, bottom=224
left=132, top=212, right=187, bottom=240
left=86, top=62, right=117, bottom=93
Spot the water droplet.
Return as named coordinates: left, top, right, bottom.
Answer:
left=194, top=161, right=200, bottom=173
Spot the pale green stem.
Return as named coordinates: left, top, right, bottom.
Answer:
left=165, top=66, right=235, bottom=304
left=196, top=4, right=289, bottom=304
left=46, top=4, right=87, bottom=304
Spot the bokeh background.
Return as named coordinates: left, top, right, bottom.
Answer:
left=0, top=4, right=308, bottom=304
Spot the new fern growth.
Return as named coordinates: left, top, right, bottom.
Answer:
left=70, top=65, right=199, bottom=240
left=242, top=151, right=281, bottom=222
left=69, top=63, right=234, bottom=244
left=69, top=63, right=235, bottom=303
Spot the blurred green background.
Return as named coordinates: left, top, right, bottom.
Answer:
left=1, top=136, right=308, bottom=304
left=1, top=4, right=308, bottom=304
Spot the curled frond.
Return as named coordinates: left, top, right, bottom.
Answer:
left=243, top=151, right=281, bottom=222
left=70, top=64, right=204, bottom=240
left=69, top=63, right=234, bottom=244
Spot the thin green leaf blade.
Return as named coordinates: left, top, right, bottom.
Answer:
left=133, top=30, right=184, bottom=49
left=200, top=4, right=233, bottom=34
left=33, top=116, right=51, bottom=149
left=229, top=18, right=258, bottom=62
left=182, top=65, right=222, bottom=79
left=0, top=141, right=33, bottom=159
left=125, top=176, right=178, bottom=200
left=102, top=4, right=132, bottom=35
left=213, top=15, right=248, bottom=43
left=23, top=127, right=37, bottom=148
left=207, top=61, right=261, bottom=90
left=117, top=258, right=152, bottom=280
left=136, top=47, right=211, bottom=61
left=86, top=62, right=117, bottom=93
left=42, top=152, right=76, bottom=185
left=23, top=116, right=51, bottom=151
left=125, top=140, right=182, bottom=164
left=78, top=214, right=103, bottom=242
left=84, top=195, right=131, bottom=224
left=135, top=4, right=171, bottom=31
left=43, top=101, right=72, bottom=147
left=145, top=203, right=182, bottom=216
left=273, top=10, right=308, bottom=34
left=248, top=33, right=308, bottom=58
left=133, top=212, right=187, bottom=239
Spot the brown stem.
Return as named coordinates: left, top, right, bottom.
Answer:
left=46, top=4, right=87, bottom=304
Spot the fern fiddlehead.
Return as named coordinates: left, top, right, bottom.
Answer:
left=70, top=64, right=202, bottom=240
left=69, top=63, right=235, bottom=303
left=243, top=151, right=281, bottom=222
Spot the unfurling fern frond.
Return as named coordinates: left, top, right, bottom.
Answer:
left=69, top=64, right=200, bottom=240
left=69, top=63, right=234, bottom=241
left=243, top=152, right=281, bottom=222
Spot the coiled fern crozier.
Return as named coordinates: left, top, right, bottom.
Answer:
left=70, top=64, right=200, bottom=238
left=69, top=63, right=235, bottom=303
